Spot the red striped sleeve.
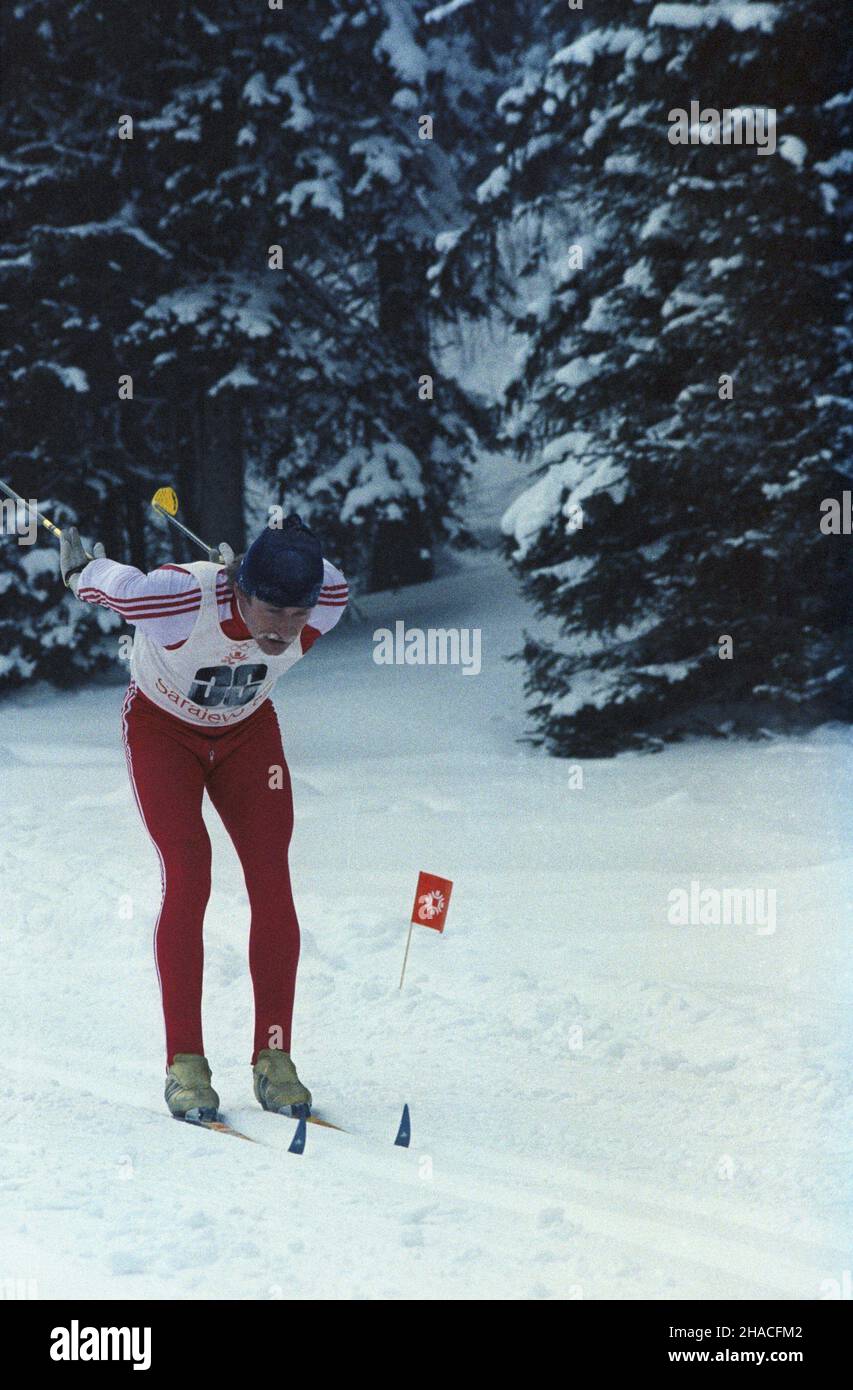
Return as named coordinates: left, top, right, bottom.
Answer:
left=303, top=560, right=348, bottom=640
left=75, top=557, right=203, bottom=646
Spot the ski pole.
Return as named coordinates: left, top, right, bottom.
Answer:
left=150, top=487, right=224, bottom=562
left=0, top=478, right=94, bottom=559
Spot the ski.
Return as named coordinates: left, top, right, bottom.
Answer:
left=291, top=1105, right=345, bottom=1132
left=264, top=1103, right=409, bottom=1145
left=180, top=1109, right=260, bottom=1143
left=176, top=1103, right=410, bottom=1151
left=177, top=1107, right=340, bottom=1148
left=257, top=1102, right=345, bottom=1132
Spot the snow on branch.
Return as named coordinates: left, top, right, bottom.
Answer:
left=425, top=0, right=477, bottom=23
left=649, top=3, right=779, bottom=32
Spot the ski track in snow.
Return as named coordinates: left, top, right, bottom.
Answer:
left=1, top=552, right=850, bottom=1299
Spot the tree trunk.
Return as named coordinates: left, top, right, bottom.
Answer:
left=186, top=390, right=246, bottom=559
left=373, top=238, right=434, bottom=591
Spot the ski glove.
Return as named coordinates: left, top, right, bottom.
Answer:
left=60, top=526, right=105, bottom=594
left=214, top=541, right=235, bottom=565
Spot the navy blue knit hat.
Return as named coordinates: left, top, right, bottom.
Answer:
left=236, top=515, right=324, bottom=608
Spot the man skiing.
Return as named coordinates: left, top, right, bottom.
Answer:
left=59, top=515, right=348, bottom=1123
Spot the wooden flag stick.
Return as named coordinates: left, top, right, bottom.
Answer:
left=399, top=922, right=414, bottom=990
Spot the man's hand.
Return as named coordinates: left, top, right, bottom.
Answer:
left=216, top=541, right=235, bottom=565
left=60, top=526, right=105, bottom=594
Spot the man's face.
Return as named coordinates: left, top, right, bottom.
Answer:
left=236, top=587, right=312, bottom=655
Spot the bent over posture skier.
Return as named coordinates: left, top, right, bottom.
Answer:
left=59, top=516, right=348, bottom=1123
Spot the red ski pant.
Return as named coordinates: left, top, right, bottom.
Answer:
left=121, top=683, right=301, bottom=1070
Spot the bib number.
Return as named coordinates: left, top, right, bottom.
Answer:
left=188, top=663, right=269, bottom=708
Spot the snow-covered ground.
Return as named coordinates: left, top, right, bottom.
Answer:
left=0, top=548, right=850, bottom=1300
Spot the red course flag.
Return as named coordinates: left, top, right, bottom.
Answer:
left=411, top=871, right=453, bottom=933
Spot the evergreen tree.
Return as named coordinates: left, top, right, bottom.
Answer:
left=0, top=0, right=176, bottom=689
left=117, top=0, right=488, bottom=586
left=442, top=0, right=852, bottom=754
left=0, top=0, right=500, bottom=694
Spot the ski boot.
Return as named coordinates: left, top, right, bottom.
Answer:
left=252, top=1048, right=312, bottom=1117
left=165, top=1053, right=220, bottom=1122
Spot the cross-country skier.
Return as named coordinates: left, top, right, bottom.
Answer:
left=59, top=515, right=348, bottom=1123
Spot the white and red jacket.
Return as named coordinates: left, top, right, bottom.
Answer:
left=76, top=556, right=348, bottom=728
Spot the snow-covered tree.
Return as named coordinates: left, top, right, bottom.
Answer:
left=442, top=0, right=852, bottom=754
left=0, top=0, right=173, bottom=690
left=116, top=0, right=490, bottom=588
left=0, top=0, right=505, bottom=692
